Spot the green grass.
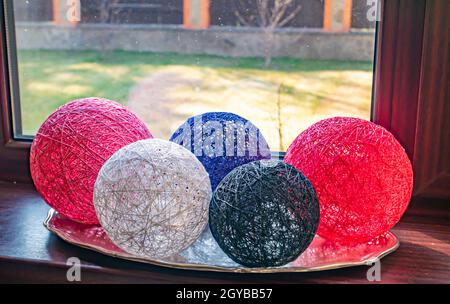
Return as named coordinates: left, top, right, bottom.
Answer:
left=18, top=50, right=373, bottom=149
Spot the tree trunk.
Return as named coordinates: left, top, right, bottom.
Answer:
left=263, top=29, right=275, bottom=68
left=277, top=84, right=284, bottom=151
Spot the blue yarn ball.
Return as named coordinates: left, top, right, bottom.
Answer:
left=170, top=112, right=271, bottom=190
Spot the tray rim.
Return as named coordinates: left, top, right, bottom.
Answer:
left=43, top=209, right=400, bottom=273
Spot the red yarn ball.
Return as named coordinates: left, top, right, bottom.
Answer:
left=30, top=98, right=153, bottom=224
left=284, top=117, right=413, bottom=243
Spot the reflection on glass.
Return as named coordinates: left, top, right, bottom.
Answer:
left=12, top=0, right=375, bottom=151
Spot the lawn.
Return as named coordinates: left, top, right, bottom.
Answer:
left=18, top=50, right=373, bottom=150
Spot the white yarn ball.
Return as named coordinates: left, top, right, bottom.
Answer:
left=94, top=139, right=212, bottom=260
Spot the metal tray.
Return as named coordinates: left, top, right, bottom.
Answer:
left=44, top=209, right=399, bottom=273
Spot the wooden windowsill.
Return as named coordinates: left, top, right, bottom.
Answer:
left=0, top=181, right=448, bottom=284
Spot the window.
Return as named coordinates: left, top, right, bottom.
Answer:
left=3, top=0, right=446, bottom=199
left=5, top=0, right=376, bottom=151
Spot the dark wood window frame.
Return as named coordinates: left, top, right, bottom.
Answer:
left=1, top=0, right=449, bottom=199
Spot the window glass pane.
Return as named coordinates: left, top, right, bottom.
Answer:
left=9, top=0, right=376, bottom=151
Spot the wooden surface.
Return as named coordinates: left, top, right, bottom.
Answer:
left=373, top=0, right=450, bottom=199
left=0, top=181, right=448, bottom=284
left=412, top=0, right=450, bottom=199
left=372, top=0, right=426, bottom=160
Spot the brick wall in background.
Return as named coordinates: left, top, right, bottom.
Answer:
left=79, top=0, right=183, bottom=25
left=13, top=0, right=376, bottom=29
left=352, top=0, right=376, bottom=29
left=210, top=0, right=325, bottom=28
left=15, top=23, right=375, bottom=61
left=13, top=0, right=53, bottom=22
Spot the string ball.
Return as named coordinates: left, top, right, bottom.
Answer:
left=170, top=112, right=271, bottom=190
left=94, top=139, right=212, bottom=260
left=209, top=160, right=319, bottom=267
left=284, top=117, right=413, bottom=243
left=30, top=97, right=152, bottom=224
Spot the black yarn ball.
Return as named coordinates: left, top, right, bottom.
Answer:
left=209, top=160, right=320, bottom=267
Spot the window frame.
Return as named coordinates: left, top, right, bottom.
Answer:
left=0, top=0, right=448, bottom=200
left=0, top=0, right=30, bottom=183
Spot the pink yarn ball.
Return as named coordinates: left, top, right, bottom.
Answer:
left=30, top=98, right=153, bottom=224
left=284, top=117, right=413, bottom=243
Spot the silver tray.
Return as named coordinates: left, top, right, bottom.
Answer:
left=44, top=209, right=399, bottom=273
